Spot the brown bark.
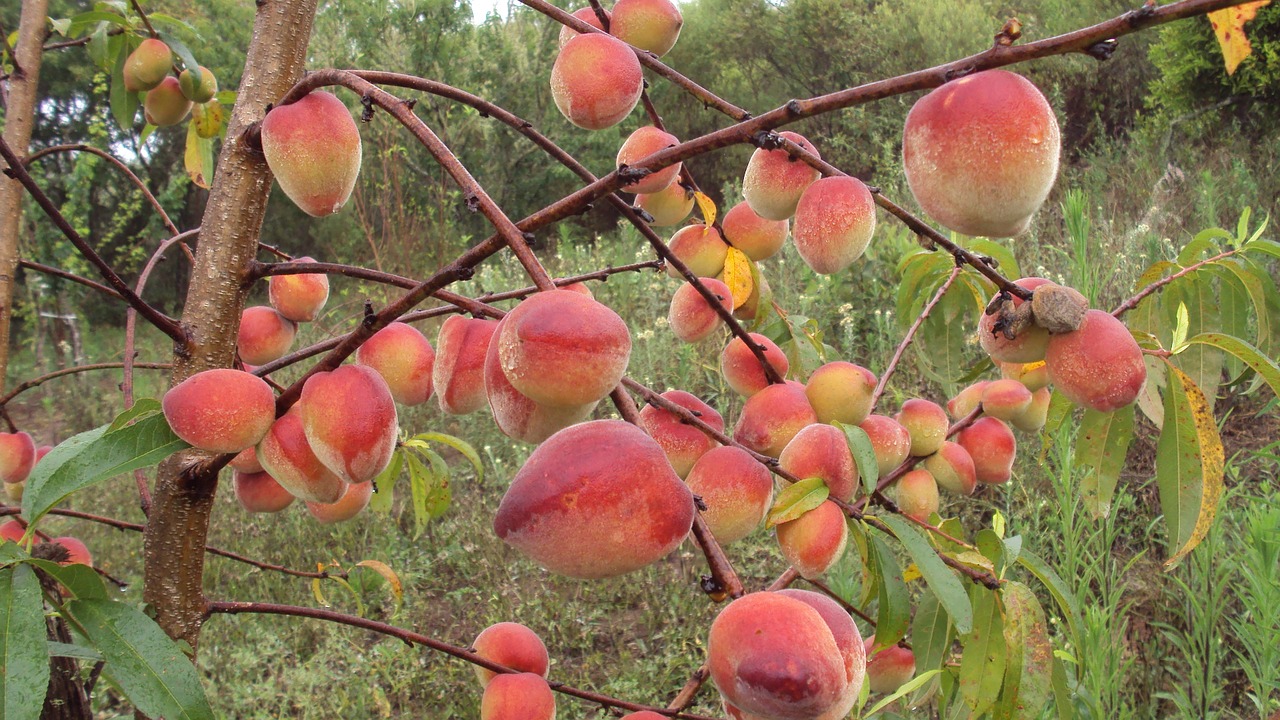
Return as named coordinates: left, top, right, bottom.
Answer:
left=142, top=0, right=319, bottom=652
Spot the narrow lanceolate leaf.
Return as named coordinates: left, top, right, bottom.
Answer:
left=47, top=641, right=104, bottom=662
left=67, top=599, right=213, bottom=720
left=958, top=587, right=1006, bottom=716
left=411, top=432, right=484, bottom=483
left=910, top=591, right=953, bottom=707
left=866, top=670, right=942, bottom=717
left=1, top=565, right=50, bottom=720
left=722, top=246, right=755, bottom=309
left=693, top=190, right=716, bottom=227
left=869, top=536, right=910, bottom=647
left=1016, top=551, right=1083, bottom=648
left=1076, top=405, right=1135, bottom=519
left=834, top=422, right=879, bottom=495
left=995, top=582, right=1053, bottom=720
left=766, top=477, right=829, bottom=529
left=368, top=448, right=403, bottom=515
left=1158, top=362, right=1225, bottom=569
left=879, top=514, right=973, bottom=634
left=1186, top=332, right=1280, bottom=401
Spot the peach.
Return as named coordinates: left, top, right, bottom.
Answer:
left=0, top=520, right=25, bottom=544
left=956, top=416, right=1017, bottom=485
left=162, top=369, right=275, bottom=454
left=550, top=33, right=643, bottom=130
left=611, top=0, right=683, bottom=56
left=617, top=126, right=681, bottom=194
left=123, top=38, right=171, bottom=92
left=237, top=306, right=297, bottom=366
left=256, top=408, right=346, bottom=504
left=805, top=361, right=876, bottom=426
left=493, top=420, right=695, bottom=579
left=864, top=636, right=916, bottom=695
left=895, top=398, right=948, bottom=457
left=51, top=536, right=92, bottom=566
left=743, top=131, right=822, bottom=221
left=978, top=278, right=1053, bottom=363
left=1000, top=360, right=1049, bottom=392
left=178, top=66, right=217, bottom=103
left=981, top=378, right=1033, bottom=421
left=685, top=446, right=774, bottom=545
left=484, top=320, right=597, bottom=445
left=0, top=431, right=36, bottom=485
left=34, top=445, right=52, bottom=465
left=620, top=713, right=667, bottom=720
left=638, top=390, right=723, bottom=478
left=233, top=470, right=295, bottom=513
left=858, top=415, right=912, bottom=477
left=229, top=446, right=264, bottom=474
left=778, top=423, right=858, bottom=503
left=480, top=672, right=556, bottom=720
left=558, top=281, right=593, bottom=297
left=665, top=224, right=729, bottom=280
left=668, top=278, right=732, bottom=344
left=792, top=176, right=876, bottom=274
left=300, top=365, right=399, bottom=484
left=435, top=316, right=499, bottom=416
left=3, top=480, right=23, bottom=503
left=921, top=441, right=977, bottom=496
left=1010, top=387, right=1051, bottom=433
left=902, top=69, right=1060, bottom=238
left=144, top=76, right=193, bottom=127
left=720, top=333, right=789, bottom=397
left=261, top=90, right=363, bottom=217
left=472, top=622, right=550, bottom=686
left=776, top=500, right=849, bottom=579
left=892, top=468, right=939, bottom=521
left=721, top=201, right=788, bottom=262
left=497, top=290, right=631, bottom=407
left=636, top=181, right=694, bottom=226
left=305, top=480, right=373, bottom=524
left=947, top=381, right=989, bottom=420
left=733, top=381, right=817, bottom=457
left=357, top=322, right=436, bottom=406
left=557, top=6, right=610, bottom=47
left=268, top=257, right=330, bottom=322
left=1044, top=309, right=1146, bottom=412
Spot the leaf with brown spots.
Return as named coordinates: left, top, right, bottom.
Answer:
left=1207, top=1, right=1272, bottom=75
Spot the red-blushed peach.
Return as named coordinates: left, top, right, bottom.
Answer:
left=638, top=390, right=723, bottom=478
left=0, top=520, right=25, bottom=544
left=978, top=278, right=1053, bottom=364
left=619, top=713, right=667, bottom=720
left=742, top=131, right=822, bottom=221
left=636, top=181, right=694, bottom=226
left=493, top=420, right=695, bottom=579
left=902, top=69, right=1060, bottom=238
left=305, top=480, right=373, bottom=524
left=668, top=278, right=733, bottom=344
left=178, top=66, right=217, bottom=103
left=921, top=441, right=977, bottom=496
left=35, top=445, right=52, bottom=464
left=229, top=447, right=264, bottom=474
left=792, top=176, right=876, bottom=275
left=773, top=588, right=865, bottom=717
left=0, top=431, right=36, bottom=484
left=778, top=423, right=858, bottom=503
left=956, top=417, right=1017, bottom=485
left=720, top=333, right=789, bottom=397
left=733, top=381, right=817, bottom=457
left=1000, top=360, right=1050, bottom=392
left=776, top=500, right=849, bottom=579
left=498, top=290, right=631, bottom=408
left=892, top=468, right=939, bottom=521
left=558, top=281, right=593, bottom=297
left=123, top=38, right=171, bottom=92
left=237, top=306, right=297, bottom=366
left=479, top=672, right=556, bottom=720
left=472, top=622, right=550, bottom=686
left=805, top=361, right=877, bottom=426
left=1044, top=309, right=1146, bottom=412
left=617, top=126, right=681, bottom=194
left=143, top=76, right=193, bottom=127
left=51, top=536, right=92, bottom=566
left=256, top=408, right=346, bottom=504
left=1010, top=387, right=1051, bottom=433
left=484, top=319, right=597, bottom=444
left=268, top=257, right=330, bottom=322
left=947, top=381, right=989, bottom=420
left=981, top=378, right=1033, bottom=421
left=299, top=365, right=399, bottom=484
left=722, top=201, right=788, bottom=262
left=685, top=446, right=774, bottom=545
left=261, top=90, right=363, bottom=217
left=611, top=0, right=683, bottom=56
left=665, top=224, right=729, bottom=279
left=162, top=369, right=276, bottom=454
left=435, top=315, right=500, bottom=416
left=858, top=415, right=912, bottom=477
left=357, top=322, right=436, bottom=406
left=551, top=33, right=643, bottom=130
left=557, top=6, right=610, bottom=47
left=233, top=470, right=296, bottom=513
left=895, top=398, right=949, bottom=457
left=864, top=636, right=916, bottom=695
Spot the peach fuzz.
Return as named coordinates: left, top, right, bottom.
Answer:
left=635, top=181, right=694, bottom=226
left=143, top=77, right=193, bottom=127
left=233, top=470, right=295, bottom=513
left=480, top=672, right=555, bottom=720
left=720, top=333, right=789, bottom=397
left=922, top=441, right=977, bottom=496
left=981, top=378, right=1033, bottom=421
left=237, top=306, right=297, bottom=366
left=778, top=423, right=858, bottom=503
left=956, top=416, right=1017, bottom=484
left=895, top=398, right=949, bottom=457
left=776, top=499, right=849, bottom=579
left=268, top=257, right=330, bottom=322
left=306, top=480, right=373, bottom=524
left=229, top=447, right=264, bottom=474
left=435, top=315, right=499, bottom=416
left=947, top=380, right=989, bottom=420
left=123, top=38, right=171, bottom=92
left=1045, top=309, right=1146, bottom=412
left=742, top=131, right=822, bottom=221
left=668, top=278, right=732, bottom=344
left=732, top=381, right=817, bottom=457
left=721, top=201, right=788, bottom=262
left=864, top=636, right=916, bottom=695
left=1011, top=387, right=1051, bottom=433
left=557, top=6, right=610, bottom=47
left=858, top=414, right=911, bottom=477
left=51, top=536, right=92, bottom=566
left=300, top=365, right=399, bottom=484
left=892, top=468, right=939, bottom=521
left=617, top=125, right=681, bottom=194
left=978, top=277, right=1053, bottom=363
left=261, top=90, right=363, bottom=217
left=685, top=446, right=774, bottom=545
left=611, top=0, right=684, bottom=56
left=472, top=622, right=550, bottom=686
left=792, top=176, right=876, bottom=275
left=902, top=69, right=1060, bottom=238
left=1000, top=360, right=1050, bottom=392
left=0, top=431, right=36, bottom=484
left=551, top=33, right=643, bottom=130
left=638, top=389, right=723, bottom=478
left=357, top=322, right=436, bottom=406
left=805, top=361, right=877, bottom=426
left=665, top=224, right=729, bottom=280
left=484, top=318, right=597, bottom=444
left=256, top=408, right=345, bottom=504
left=162, top=369, right=275, bottom=454
left=493, top=420, right=695, bottom=579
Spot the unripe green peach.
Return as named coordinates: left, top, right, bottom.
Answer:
left=721, top=201, right=788, bottom=262
left=611, top=0, right=684, bottom=56
left=617, top=126, right=681, bottom=194
left=237, top=306, right=297, bottom=366
left=1010, top=387, right=1051, bottom=433
left=892, top=468, right=939, bottom=521
left=357, top=322, right=436, bottom=406
left=480, top=672, right=556, bottom=720
left=0, top=431, right=36, bottom=485
left=978, top=278, right=1053, bottom=363
left=3, top=479, right=23, bottom=503
left=666, top=225, right=729, bottom=279
left=858, top=414, right=912, bottom=477
left=268, top=257, right=330, bottom=322
left=638, top=390, right=723, bottom=478
left=895, top=398, right=948, bottom=457
left=805, top=361, right=876, bottom=426
left=144, top=77, right=193, bottom=127
left=261, top=91, right=363, bottom=217
left=123, top=38, right=172, bottom=92
left=178, top=66, right=217, bottom=103
left=1044, top=309, right=1146, bottom=412
left=792, top=176, right=876, bottom=275
left=776, top=499, right=849, bottom=579
left=636, top=182, right=694, bottom=226
left=778, top=423, right=858, bottom=503
left=551, top=33, right=643, bottom=130
left=922, top=441, right=977, bottom=496
left=743, top=131, right=821, bottom=221
left=557, top=7, right=610, bottom=47
left=305, top=480, right=372, bottom=524
left=732, top=381, right=817, bottom=457
left=300, top=365, right=399, bottom=484
left=956, top=416, right=1017, bottom=485
left=668, top=278, right=732, bottom=344
left=685, top=446, right=774, bottom=545
left=256, top=408, right=346, bottom=504
left=162, top=369, right=276, bottom=454
left=472, top=622, right=550, bottom=686
left=981, top=379, right=1033, bottom=421
left=720, top=333, right=789, bottom=397
left=435, top=316, right=499, bottom=416
left=233, top=470, right=295, bottom=513
left=947, top=381, right=989, bottom=420
left=864, top=636, right=916, bottom=695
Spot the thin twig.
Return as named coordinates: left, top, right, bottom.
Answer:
left=870, top=266, right=963, bottom=411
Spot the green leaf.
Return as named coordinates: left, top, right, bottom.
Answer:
left=28, top=560, right=107, bottom=600
left=866, top=670, right=942, bottom=717
left=958, top=587, right=1005, bottom=716
left=1209, top=260, right=1271, bottom=352
left=1051, top=652, right=1073, bottom=720
left=47, top=641, right=104, bottom=662
left=109, top=38, right=141, bottom=130
left=996, top=581, right=1053, bottom=720
left=1016, top=550, right=1083, bottom=647
left=1185, top=332, right=1280, bottom=401
left=404, top=452, right=431, bottom=538
left=869, top=535, right=910, bottom=647
left=1157, top=362, right=1225, bottom=569
left=879, top=514, right=973, bottom=634
left=965, top=239, right=1021, bottom=281
left=417, top=447, right=452, bottom=520
left=368, top=448, right=403, bottom=514
left=66, top=599, right=213, bottom=720
left=1, top=565, right=50, bottom=720
left=1076, top=405, right=1135, bottom=519
left=1170, top=301, right=1190, bottom=352
left=975, top=529, right=1005, bottom=574
left=145, top=13, right=198, bottom=35
left=910, top=591, right=953, bottom=706
left=1243, top=237, right=1280, bottom=262
left=410, top=432, right=484, bottom=483
left=766, top=477, right=829, bottom=529
left=834, top=422, right=879, bottom=495
left=108, top=397, right=162, bottom=432
left=157, top=31, right=199, bottom=73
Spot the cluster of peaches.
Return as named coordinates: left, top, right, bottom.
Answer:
left=122, top=37, right=218, bottom=128
left=0, top=432, right=92, bottom=568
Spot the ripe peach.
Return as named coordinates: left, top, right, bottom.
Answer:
left=636, top=181, right=694, bottom=226
left=557, top=6, right=610, bottom=47
left=1044, top=309, right=1146, bottom=412
left=300, top=365, right=399, bottom=484
left=685, top=446, right=774, bottom=545
left=268, top=257, right=330, bottom=322
left=0, top=431, right=36, bottom=485
left=480, top=672, right=556, bottom=720
left=978, top=278, right=1053, bottom=363
left=805, top=361, right=876, bottom=426
left=902, top=69, right=1060, bottom=238
left=981, top=378, right=1033, bottom=421
left=666, top=224, right=729, bottom=280
left=921, top=441, right=977, bottom=496
left=892, top=468, right=939, bottom=521
left=792, top=176, right=876, bottom=275
left=638, top=389, right=723, bottom=478
left=256, top=408, right=346, bottom=504
left=864, top=636, right=916, bottom=695
left=732, top=381, right=817, bottom=457
left=895, top=398, right=948, bottom=457
left=617, top=126, right=681, bottom=194
left=178, top=66, right=217, bottom=103
left=1010, top=387, right=1051, bottom=433
left=233, top=470, right=295, bottom=513
left=0, top=520, right=25, bottom=544
left=162, top=369, right=276, bottom=454
left=956, top=417, right=1017, bottom=485
left=776, top=500, right=849, bottom=579
left=620, top=713, right=667, bottom=720
left=357, top=322, right=436, bottom=406
left=472, top=622, right=550, bottom=686
left=720, top=333, right=789, bottom=397
left=229, top=446, right=263, bottom=474
left=551, top=33, right=643, bottom=130
left=51, top=536, right=92, bottom=566
left=35, top=445, right=52, bottom=464
left=144, top=76, right=193, bottom=127
left=1000, top=360, right=1049, bottom=392
left=305, top=480, right=373, bottom=524
left=261, top=90, right=363, bottom=217
left=743, top=131, right=822, bottom=221
left=123, top=38, right=171, bottom=92
left=484, top=320, right=597, bottom=444
left=858, top=415, right=912, bottom=477
left=494, top=420, right=695, bottom=579
left=435, top=316, right=499, bottom=416
left=611, top=0, right=683, bottom=56
left=237, top=306, right=297, bottom=366
left=721, top=201, right=788, bottom=262
left=947, top=381, right=989, bottom=420
left=778, top=423, right=858, bottom=503
left=668, top=278, right=732, bottom=344
left=498, top=290, right=631, bottom=407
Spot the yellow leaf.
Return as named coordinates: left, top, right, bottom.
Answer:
left=183, top=120, right=213, bottom=189
left=191, top=100, right=225, bottom=140
left=356, top=559, right=404, bottom=613
left=693, top=190, right=716, bottom=228
left=1208, top=1, right=1272, bottom=75
left=722, top=247, right=755, bottom=309
left=901, top=563, right=921, bottom=583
